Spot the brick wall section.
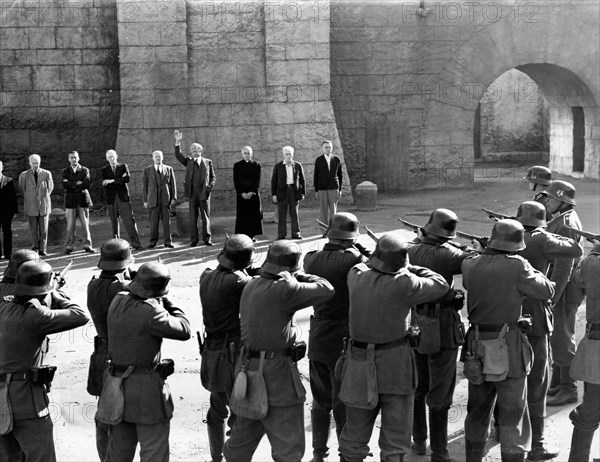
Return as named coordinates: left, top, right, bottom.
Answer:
left=115, top=0, right=351, bottom=210
left=0, top=0, right=120, bottom=205
left=330, top=0, right=599, bottom=189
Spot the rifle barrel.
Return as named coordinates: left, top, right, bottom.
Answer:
left=363, top=226, right=379, bottom=243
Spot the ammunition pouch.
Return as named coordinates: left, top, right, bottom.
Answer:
left=155, top=359, right=175, bottom=379
left=30, top=365, right=57, bottom=391
left=289, top=341, right=307, bottom=362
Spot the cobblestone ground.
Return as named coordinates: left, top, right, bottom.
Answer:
left=1, top=166, right=598, bottom=461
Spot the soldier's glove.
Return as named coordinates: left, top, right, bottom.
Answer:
left=155, top=359, right=175, bottom=379
left=54, top=272, right=67, bottom=289
left=448, top=289, right=465, bottom=311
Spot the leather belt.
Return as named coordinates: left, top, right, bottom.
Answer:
left=248, top=349, right=290, bottom=360
left=352, top=337, right=407, bottom=350
left=0, top=372, right=29, bottom=382
left=111, top=364, right=155, bottom=375
left=475, top=323, right=518, bottom=333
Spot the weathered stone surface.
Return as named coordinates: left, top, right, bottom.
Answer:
left=74, top=107, right=100, bottom=127
left=0, top=27, right=29, bottom=49
left=27, top=26, right=57, bottom=48
left=267, top=60, right=309, bottom=86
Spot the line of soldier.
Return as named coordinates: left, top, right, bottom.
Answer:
left=0, top=165, right=598, bottom=462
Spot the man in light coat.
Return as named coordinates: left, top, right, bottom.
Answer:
left=18, top=154, right=54, bottom=256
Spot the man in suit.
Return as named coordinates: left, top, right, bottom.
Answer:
left=314, top=140, right=343, bottom=227
left=174, top=130, right=216, bottom=246
left=143, top=150, right=177, bottom=249
left=18, top=154, right=54, bottom=256
left=101, top=150, right=143, bottom=250
left=62, top=151, right=95, bottom=254
left=271, top=145, right=305, bottom=240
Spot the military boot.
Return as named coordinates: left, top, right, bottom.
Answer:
left=412, top=397, right=428, bottom=455
left=207, top=418, right=225, bottom=462
left=568, top=427, right=595, bottom=462
left=310, top=409, right=331, bottom=462
left=429, top=410, right=455, bottom=462
left=501, top=452, right=525, bottom=462
left=547, top=364, right=560, bottom=397
left=547, top=367, right=578, bottom=406
left=465, top=440, right=486, bottom=462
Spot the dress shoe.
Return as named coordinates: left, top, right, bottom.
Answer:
left=164, top=244, right=174, bottom=248
left=546, top=385, right=560, bottom=397
left=412, top=441, right=427, bottom=455
left=64, top=248, right=73, bottom=255
left=190, top=241, right=199, bottom=247
left=148, top=244, right=156, bottom=249
left=133, top=245, right=144, bottom=251
left=39, top=251, right=48, bottom=257
left=84, top=247, right=96, bottom=254
left=527, top=445, right=560, bottom=460
left=204, top=241, right=214, bottom=246
left=276, top=236, right=286, bottom=240
left=546, top=388, right=578, bottom=406
left=292, top=235, right=303, bottom=240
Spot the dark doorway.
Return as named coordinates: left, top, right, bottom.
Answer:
left=572, top=106, right=585, bottom=173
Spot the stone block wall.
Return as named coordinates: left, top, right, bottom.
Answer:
left=115, top=0, right=350, bottom=210
left=0, top=0, right=120, bottom=205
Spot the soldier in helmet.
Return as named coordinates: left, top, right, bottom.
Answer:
left=199, top=234, right=258, bottom=462
left=523, top=166, right=552, bottom=222
left=461, top=220, right=555, bottom=462
left=86, top=238, right=135, bottom=461
left=0, top=249, right=39, bottom=298
left=567, top=238, right=600, bottom=462
left=224, top=241, right=334, bottom=462
left=339, top=233, right=449, bottom=462
left=103, top=262, right=191, bottom=461
left=407, top=209, right=476, bottom=462
left=0, top=261, right=89, bottom=461
left=303, top=212, right=371, bottom=462
left=540, top=180, right=585, bottom=406
left=513, top=201, right=582, bottom=460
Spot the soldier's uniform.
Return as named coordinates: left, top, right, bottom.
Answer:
left=303, top=212, right=369, bottom=462
left=87, top=239, right=133, bottom=461
left=407, top=210, right=473, bottom=462
left=0, top=261, right=89, bottom=462
left=223, top=240, right=334, bottom=462
left=199, top=234, right=255, bottom=462
left=568, top=242, right=600, bottom=462
left=339, top=234, right=449, bottom=462
left=0, top=249, right=39, bottom=298
left=461, top=220, right=555, bottom=462
left=514, top=202, right=582, bottom=460
left=541, top=181, right=584, bottom=406
left=104, top=262, right=191, bottom=462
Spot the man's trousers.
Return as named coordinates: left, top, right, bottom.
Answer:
left=65, top=206, right=92, bottom=249
left=106, top=420, right=170, bottom=462
left=0, top=416, right=56, bottom=462
left=27, top=214, right=48, bottom=252
left=108, top=197, right=141, bottom=247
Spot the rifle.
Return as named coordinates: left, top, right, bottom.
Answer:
left=566, top=226, right=600, bottom=244
left=55, top=259, right=73, bottom=289
left=456, top=231, right=489, bottom=248
left=363, top=226, right=379, bottom=243
left=482, top=208, right=514, bottom=221
left=397, top=218, right=423, bottom=234
left=315, top=219, right=328, bottom=232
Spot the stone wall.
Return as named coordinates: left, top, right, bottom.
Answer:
left=330, top=0, right=600, bottom=190
left=115, top=0, right=350, bottom=210
left=0, top=0, right=120, bottom=205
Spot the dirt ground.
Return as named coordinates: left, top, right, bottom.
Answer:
left=2, top=165, right=599, bottom=462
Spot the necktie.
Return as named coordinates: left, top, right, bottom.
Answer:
left=34, top=171, right=38, bottom=184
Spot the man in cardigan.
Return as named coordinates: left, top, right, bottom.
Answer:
left=18, top=154, right=54, bottom=256
left=62, top=151, right=95, bottom=254
left=271, top=146, right=306, bottom=240
left=314, top=140, right=343, bottom=227
left=101, top=150, right=143, bottom=250
left=174, top=130, right=216, bottom=246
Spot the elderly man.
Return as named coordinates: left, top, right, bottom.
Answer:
left=174, top=130, right=216, bottom=246
left=271, top=146, right=305, bottom=240
left=314, top=140, right=343, bottom=227
left=101, top=150, right=143, bottom=251
left=18, top=154, right=54, bottom=256
left=62, top=151, right=95, bottom=254
left=143, top=150, right=177, bottom=249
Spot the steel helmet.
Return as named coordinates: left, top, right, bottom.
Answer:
left=217, top=234, right=255, bottom=270
left=487, top=219, right=526, bottom=252
left=14, top=261, right=56, bottom=296
left=3, top=249, right=39, bottom=280
left=262, top=240, right=302, bottom=274
left=516, top=201, right=547, bottom=228
left=98, top=238, right=134, bottom=271
left=523, top=166, right=552, bottom=186
left=128, top=262, right=171, bottom=298
left=327, top=212, right=360, bottom=240
left=369, top=233, right=409, bottom=274
left=541, top=180, right=576, bottom=206
left=423, top=209, right=458, bottom=239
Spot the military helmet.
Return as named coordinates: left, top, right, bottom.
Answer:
left=523, top=166, right=552, bottom=186
left=541, top=180, right=576, bottom=206
left=14, top=261, right=56, bottom=296
left=327, top=212, right=360, bottom=240
left=516, top=201, right=547, bottom=228
left=261, top=240, right=302, bottom=274
left=4, top=249, right=39, bottom=280
left=369, top=233, right=409, bottom=274
left=217, top=234, right=254, bottom=270
left=98, top=238, right=134, bottom=271
left=423, top=208, right=458, bottom=239
left=487, top=219, right=526, bottom=252
left=128, top=262, right=171, bottom=298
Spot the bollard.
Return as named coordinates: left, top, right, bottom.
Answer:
left=48, top=208, right=67, bottom=245
left=355, top=181, right=378, bottom=210
left=175, top=202, right=191, bottom=239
